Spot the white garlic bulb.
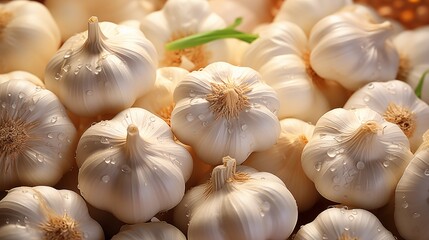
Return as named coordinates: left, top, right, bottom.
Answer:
left=44, top=0, right=163, bottom=41
left=0, top=80, right=77, bottom=190
left=344, top=80, right=429, bottom=152
left=171, top=61, right=281, bottom=165
left=294, top=207, right=396, bottom=239
left=173, top=156, right=298, bottom=240
left=111, top=220, right=186, bottom=240
left=0, top=186, right=104, bottom=240
left=243, top=118, right=319, bottom=212
left=45, top=16, right=158, bottom=118
left=301, top=107, right=413, bottom=209
left=133, top=67, right=189, bottom=124
left=0, top=0, right=60, bottom=79
left=242, top=21, right=350, bottom=122
left=274, top=0, right=352, bottom=35
left=76, top=107, right=193, bottom=223
left=394, top=130, right=429, bottom=240
left=309, top=12, right=400, bottom=91
left=0, top=71, right=44, bottom=87
left=140, top=0, right=230, bottom=71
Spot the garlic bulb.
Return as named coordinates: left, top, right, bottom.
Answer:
left=173, top=156, right=298, bottom=240
left=76, top=107, right=193, bottom=223
left=309, top=12, right=400, bottom=91
left=394, top=130, right=429, bottom=240
left=45, top=0, right=164, bottom=41
left=0, top=71, right=44, bottom=87
left=45, top=16, right=158, bottom=118
left=171, top=61, right=281, bottom=165
left=0, top=186, right=104, bottom=240
left=242, top=21, right=350, bottom=122
left=111, top=220, right=186, bottom=240
left=0, top=79, right=77, bottom=190
left=274, top=0, right=352, bottom=35
left=0, top=0, right=60, bottom=79
left=133, top=67, right=189, bottom=124
left=294, top=207, right=396, bottom=240
left=140, top=0, right=230, bottom=71
left=243, top=118, right=319, bottom=212
left=301, top=107, right=413, bottom=209
left=344, top=80, right=429, bottom=152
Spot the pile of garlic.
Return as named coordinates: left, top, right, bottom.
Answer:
left=1, top=0, right=429, bottom=239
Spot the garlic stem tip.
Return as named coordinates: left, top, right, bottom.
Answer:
left=89, top=16, right=99, bottom=23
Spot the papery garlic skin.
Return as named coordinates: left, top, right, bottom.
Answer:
left=45, top=0, right=164, bottom=41
left=173, top=157, right=298, bottom=240
left=133, top=67, right=189, bottom=124
left=242, top=21, right=349, bottom=122
left=274, top=0, right=352, bottom=35
left=77, top=107, right=192, bottom=223
left=111, top=221, right=186, bottom=240
left=344, top=80, right=429, bottom=152
left=301, top=108, right=413, bottom=209
left=309, top=12, right=400, bottom=91
left=0, top=0, right=60, bottom=79
left=171, top=62, right=280, bottom=165
left=294, top=207, right=395, bottom=240
left=243, top=118, right=319, bottom=212
left=0, top=80, right=77, bottom=190
left=394, top=130, right=429, bottom=240
left=0, top=71, right=44, bottom=87
left=140, top=0, right=230, bottom=71
left=0, top=186, right=104, bottom=240
left=45, top=16, right=158, bottom=118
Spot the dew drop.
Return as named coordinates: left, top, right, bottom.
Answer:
left=424, top=169, right=429, bottom=176
left=121, top=165, right=131, bottom=173
left=58, top=152, right=63, bottom=158
left=63, top=49, right=73, bottom=59
left=18, top=92, right=25, bottom=99
left=198, top=114, right=205, bottom=121
left=62, top=64, right=71, bottom=72
left=110, top=158, right=117, bottom=165
left=322, top=234, right=328, bottom=240
left=100, top=137, right=109, bottom=144
left=329, top=167, right=336, bottom=172
left=36, top=154, right=44, bottom=163
left=383, top=161, right=390, bottom=167
left=363, top=95, right=371, bottom=102
left=352, top=210, right=358, bottom=215
left=50, top=116, right=58, bottom=123
left=63, top=193, right=69, bottom=199
left=368, top=83, right=374, bottom=89
left=241, top=124, right=248, bottom=131
left=5, top=219, right=9, bottom=224
left=314, top=161, right=322, bottom=171
left=11, top=102, right=16, bottom=109
left=104, top=158, right=111, bottom=164
left=55, top=72, right=62, bottom=80
left=86, top=90, right=93, bottom=96
left=348, top=215, right=354, bottom=221
left=413, top=212, right=421, bottom=218
left=85, top=64, right=92, bottom=71
left=1, top=102, right=6, bottom=108
left=260, top=211, right=265, bottom=217
left=261, top=201, right=271, bottom=212
left=344, top=227, right=350, bottom=231
left=101, top=175, right=110, bottom=183
left=149, top=116, right=156, bottom=122
left=153, top=166, right=158, bottom=170
left=402, top=201, right=408, bottom=209
left=186, top=113, right=194, bottom=122
left=356, top=161, right=365, bottom=170
left=202, top=121, right=208, bottom=127
left=327, top=148, right=337, bottom=158
left=94, top=65, right=102, bottom=74
left=189, top=90, right=196, bottom=97
left=47, top=133, right=54, bottom=139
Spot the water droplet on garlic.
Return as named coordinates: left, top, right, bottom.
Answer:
left=412, top=212, right=421, bottom=218
left=36, top=153, right=44, bottom=163
left=356, top=161, right=365, bottom=170
left=402, top=201, right=408, bottom=208
left=50, top=116, right=58, bottom=123
left=327, top=148, right=337, bottom=158
left=186, top=113, right=194, bottom=122
left=101, top=175, right=110, bottom=183
left=121, top=164, right=131, bottom=173
left=363, top=95, right=371, bottom=102
left=100, top=137, right=109, bottom=144
left=424, top=169, right=429, bottom=176
left=315, top=162, right=322, bottom=171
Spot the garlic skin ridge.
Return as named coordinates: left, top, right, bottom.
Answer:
left=140, top=0, right=230, bottom=71
left=243, top=118, right=319, bottom=212
left=301, top=107, right=413, bottom=209
left=171, top=61, right=281, bottom=165
left=173, top=156, right=298, bottom=240
left=45, top=16, right=158, bottom=118
left=344, top=80, right=429, bottom=152
left=0, top=79, right=77, bottom=190
left=0, top=0, right=61, bottom=79
left=0, top=186, right=104, bottom=240
left=76, top=107, right=193, bottom=224
left=394, top=130, right=429, bottom=240
left=309, top=12, right=400, bottom=91
left=294, top=207, right=395, bottom=240
left=111, top=221, right=186, bottom=240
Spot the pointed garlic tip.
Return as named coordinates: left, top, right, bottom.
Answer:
left=297, top=134, right=309, bottom=145
left=206, top=82, right=251, bottom=120
left=126, top=123, right=140, bottom=140
left=85, top=16, right=105, bottom=52
left=207, top=156, right=249, bottom=193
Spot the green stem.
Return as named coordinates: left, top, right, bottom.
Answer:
left=415, top=69, right=429, bottom=99
left=165, top=18, right=258, bottom=51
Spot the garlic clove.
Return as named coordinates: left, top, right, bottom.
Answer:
left=0, top=71, right=45, bottom=87
left=301, top=107, right=413, bottom=209
left=45, top=16, right=158, bottom=117
left=344, top=80, right=429, bottom=152
left=0, top=80, right=77, bottom=190
left=309, top=12, right=400, bottom=91
left=111, top=221, right=187, bottom=240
